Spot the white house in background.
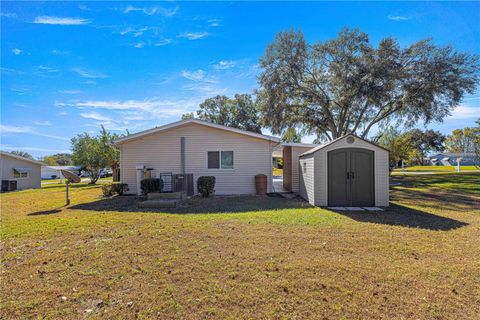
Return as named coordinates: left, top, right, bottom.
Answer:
left=0, top=151, right=45, bottom=191
left=41, top=165, right=82, bottom=180
left=428, top=152, right=479, bottom=166
left=113, top=119, right=280, bottom=195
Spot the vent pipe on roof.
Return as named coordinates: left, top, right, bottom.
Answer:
left=180, top=137, right=186, bottom=174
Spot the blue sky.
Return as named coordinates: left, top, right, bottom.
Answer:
left=1, top=1, right=479, bottom=157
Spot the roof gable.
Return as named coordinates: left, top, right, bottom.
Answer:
left=299, top=134, right=389, bottom=157
left=0, top=151, right=46, bottom=166
left=113, top=119, right=280, bottom=145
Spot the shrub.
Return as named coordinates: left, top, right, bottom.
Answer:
left=140, top=178, right=163, bottom=195
left=197, top=176, right=216, bottom=197
left=102, top=183, right=128, bottom=197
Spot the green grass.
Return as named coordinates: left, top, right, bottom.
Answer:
left=1, top=173, right=479, bottom=319
left=393, top=165, right=479, bottom=172
left=272, top=167, right=283, bottom=176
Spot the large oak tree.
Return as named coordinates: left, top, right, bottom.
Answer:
left=257, top=28, right=479, bottom=141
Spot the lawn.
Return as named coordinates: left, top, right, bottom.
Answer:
left=272, top=167, right=283, bottom=177
left=393, top=165, right=479, bottom=172
left=1, top=173, right=479, bottom=319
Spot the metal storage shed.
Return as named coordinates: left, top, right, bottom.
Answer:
left=298, top=135, right=389, bottom=207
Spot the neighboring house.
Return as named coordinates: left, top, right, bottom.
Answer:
left=428, top=153, right=479, bottom=166
left=113, top=119, right=280, bottom=195
left=298, top=135, right=389, bottom=207
left=0, top=151, right=45, bottom=191
left=41, top=166, right=82, bottom=180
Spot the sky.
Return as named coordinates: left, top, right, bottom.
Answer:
left=1, top=1, right=479, bottom=158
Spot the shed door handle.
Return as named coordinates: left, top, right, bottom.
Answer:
left=346, top=172, right=350, bottom=180
left=351, top=172, right=355, bottom=179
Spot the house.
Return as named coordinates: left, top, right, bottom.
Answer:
left=113, top=119, right=280, bottom=195
left=0, top=151, right=45, bottom=191
left=298, top=135, right=389, bottom=207
left=41, top=165, right=82, bottom=180
left=428, top=153, right=479, bottom=166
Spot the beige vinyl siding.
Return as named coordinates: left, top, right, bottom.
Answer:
left=290, top=146, right=315, bottom=192
left=0, top=155, right=42, bottom=190
left=298, top=154, right=315, bottom=205
left=310, top=137, right=389, bottom=207
left=119, top=123, right=276, bottom=195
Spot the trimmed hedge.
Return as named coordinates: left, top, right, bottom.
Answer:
left=101, top=183, right=128, bottom=197
left=197, top=176, right=216, bottom=197
left=140, top=178, right=164, bottom=195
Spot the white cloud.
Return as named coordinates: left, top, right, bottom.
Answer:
left=183, top=84, right=228, bottom=96
left=134, top=41, right=146, bottom=49
left=208, top=19, right=222, bottom=27
left=34, top=121, right=51, bottom=126
left=78, top=4, right=90, bottom=11
left=58, top=89, right=82, bottom=94
left=80, top=111, right=112, bottom=121
left=448, top=105, right=480, bottom=120
left=1, top=12, right=17, bottom=19
left=213, top=60, right=236, bottom=70
left=154, top=38, right=172, bottom=46
left=73, top=67, right=108, bottom=79
left=33, top=16, right=91, bottom=25
left=1, top=67, right=25, bottom=75
left=51, top=49, right=70, bottom=55
left=0, top=145, right=70, bottom=153
left=119, top=26, right=150, bottom=37
left=123, top=5, right=179, bottom=17
left=63, top=98, right=197, bottom=121
left=12, top=48, right=22, bottom=55
left=0, top=124, right=70, bottom=141
left=83, top=80, right=97, bottom=85
left=387, top=15, right=409, bottom=21
left=182, top=69, right=206, bottom=81
left=177, top=32, right=209, bottom=40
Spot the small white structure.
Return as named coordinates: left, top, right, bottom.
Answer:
left=114, top=119, right=280, bottom=195
left=0, top=151, right=45, bottom=191
left=41, top=166, right=81, bottom=180
left=298, top=135, right=389, bottom=207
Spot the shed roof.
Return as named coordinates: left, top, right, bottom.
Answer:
left=299, top=134, right=389, bottom=157
left=0, top=151, right=46, bottom=166
left=113, top=119, right=281, bottom=145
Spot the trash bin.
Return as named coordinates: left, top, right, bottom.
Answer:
left=255, top=174, right=267, bottom=195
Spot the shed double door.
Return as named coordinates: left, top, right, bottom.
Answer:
left=328, top=148, right=374, bottom=207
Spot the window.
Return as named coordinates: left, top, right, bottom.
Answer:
left=207, top=151, right=234, bottom=169
left=13, top=169, right=28, bottom=179
left=221, top=151, right=234, bottom=169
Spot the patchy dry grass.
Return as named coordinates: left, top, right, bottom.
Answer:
left=1, top=174, right=479, bottom=319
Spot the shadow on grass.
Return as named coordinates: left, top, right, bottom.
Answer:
left=28, top=208, right=62, bottom=216
left=330, top=204, right=468, bottom=231
left=69, top=195, right=311, bottom=214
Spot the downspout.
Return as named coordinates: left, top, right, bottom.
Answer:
left=180, top=137, right=186, bottom=174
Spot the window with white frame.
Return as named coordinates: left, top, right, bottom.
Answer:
left=207, top=151, right=234, bottom=169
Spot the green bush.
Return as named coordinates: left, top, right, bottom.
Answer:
left=197, top=176, right=216, bottom=197
left=140, top=178, right=163, bottom=195
left=101, top=183, right=128, bottom=197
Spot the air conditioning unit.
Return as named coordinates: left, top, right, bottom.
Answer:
left=1, top=180, right=17, bottom=192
